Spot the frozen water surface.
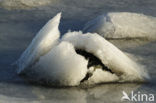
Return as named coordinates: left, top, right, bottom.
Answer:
left=0, top=0, right=156, bottom=102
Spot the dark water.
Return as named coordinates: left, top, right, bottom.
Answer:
left=0, top=0, right=156, bottom=102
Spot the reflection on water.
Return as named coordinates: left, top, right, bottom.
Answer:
left=0, top=82, right=142, bottom=103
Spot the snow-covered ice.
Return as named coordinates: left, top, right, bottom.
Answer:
left=15, top=12, right=61, bottom=74
left=83, top=12, right=156, bottom=40
left=33, top=41, right=88, bottom=86
left=15, top=13, right=149, bottom=86
left=62, top=31, right=149, bottom=84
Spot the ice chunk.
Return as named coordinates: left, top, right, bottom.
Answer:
left=86, top=69, right=119, bottom=84
left=14, top=13, right=149, bottom=86
left=83, top=12, right=156, bottom=40
left=62, top=31, right=149, bottom=82
left=15, top=13, right=61, bottom=73
left=31, top=42, right=88, bottom=86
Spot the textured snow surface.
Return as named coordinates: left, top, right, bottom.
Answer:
left=15, top=13, right=149, bottom=86
left=83, top=12, right=156, bottom=40
left=62, top=31, right=149, bottom=84
left=33, top=42, right=88, bottom=86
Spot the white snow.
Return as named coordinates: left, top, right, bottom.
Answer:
left=33, top=42, right=88, bottom=86
left=15, top=13, right=149, bottom=86
left=86, top=69, right=119, bottom=84
left=62, top=31, right=149, bottom=83
left=83, top=12, right=156, bottom=40
left=15, top=12, right=61, bottom=73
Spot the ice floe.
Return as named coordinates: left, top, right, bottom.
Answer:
left=14, top=13, right=149, bottom=86
left=83, top=12, right=156, bottom=40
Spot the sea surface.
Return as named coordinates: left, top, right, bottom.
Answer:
left=0, top=0, right=156, bottom=102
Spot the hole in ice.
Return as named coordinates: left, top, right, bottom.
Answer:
left=75, top=49, right=114, bottom=82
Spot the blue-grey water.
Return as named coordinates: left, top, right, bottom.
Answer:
left=0, top=0, right=156, bottom=102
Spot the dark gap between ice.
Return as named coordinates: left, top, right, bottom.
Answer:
left=75, top=49, right=114, bottom=82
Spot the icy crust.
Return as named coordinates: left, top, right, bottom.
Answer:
left=62, top=31, right=149, bottom=83
left=33, top=42, right=88, bottom=86
left=83, top=12, right=156, bottom=40
left=15, top=13, right=149, bottom=86
left=15, top=13, right=61, bottom=74
left=0, top=0, right=52, bottom=9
